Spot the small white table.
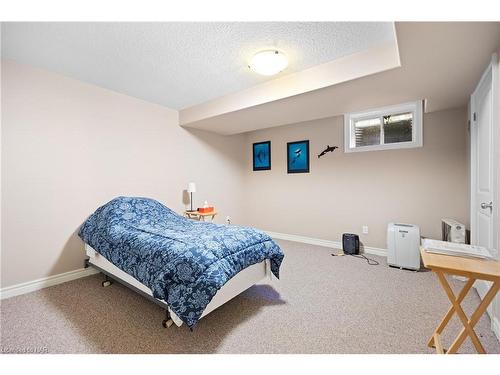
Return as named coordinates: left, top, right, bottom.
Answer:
left=184, top=211, right=218, bottom=222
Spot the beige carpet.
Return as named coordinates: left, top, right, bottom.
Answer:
left=1, top=239, right=499, bottom=354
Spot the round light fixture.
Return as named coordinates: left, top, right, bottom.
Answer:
left=248, top=50, right=288, bottom=76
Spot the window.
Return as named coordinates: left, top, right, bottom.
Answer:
left=344, top=101, right=423, bottom=153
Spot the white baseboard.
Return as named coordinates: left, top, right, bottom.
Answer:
left=265, top=231, right=387, bottom=257
left=0, top=267, right=99, bottom=300
left=473, top=279, right=500, bottom=343
left=474, top=280, right=494, bottom=317
left=1, top=232, right=385, bottom=300
left=493, top=316, right=500, bottom=342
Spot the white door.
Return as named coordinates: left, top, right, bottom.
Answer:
left=471, top=61, right=494, bottom=250
left=470, top=55, right=496, bottom=318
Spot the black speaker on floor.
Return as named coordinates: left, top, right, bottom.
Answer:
left=342, top=233, right=360, bottom=255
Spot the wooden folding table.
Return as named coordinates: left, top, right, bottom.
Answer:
left=421, top=248, right=500, bottom=354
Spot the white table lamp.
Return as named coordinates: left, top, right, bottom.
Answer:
left=187, top=182, right=196, bottom=212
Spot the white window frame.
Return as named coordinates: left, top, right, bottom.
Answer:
left=344, top=100, right=423, bottom=153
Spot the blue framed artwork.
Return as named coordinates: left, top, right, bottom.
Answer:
left=287, top=140, right=310, bottom=173
left=253, top=141, right=271, bottom=171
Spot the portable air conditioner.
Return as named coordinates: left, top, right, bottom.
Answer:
left=441, top=218, right=466, bottom=244
left=387, top=223, right=421, bottom=270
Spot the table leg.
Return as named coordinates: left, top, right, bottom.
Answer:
left=447, top=281, right=499, bottom=354
left=435, top=271, right=486, bottom=354
left=428, top=277, right=475, bottom=348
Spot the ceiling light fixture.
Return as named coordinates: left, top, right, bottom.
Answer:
left=248, top=50, right=288, bottom=76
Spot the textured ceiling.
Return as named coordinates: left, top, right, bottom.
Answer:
left=1, top=22, right=395, bottom=110
left=180, top=22, right=500, bottom=135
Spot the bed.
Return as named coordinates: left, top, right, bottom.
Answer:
left=79, top=196, right=284, bottom=329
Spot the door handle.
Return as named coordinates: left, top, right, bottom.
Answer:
left=480, top=201, right=493, bottom=209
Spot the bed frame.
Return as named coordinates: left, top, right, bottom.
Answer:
left=84, top=244, right=272, bottom=328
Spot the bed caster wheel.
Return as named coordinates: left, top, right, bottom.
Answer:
left=162, top=319, right=174, bottom=328
left=102, top=280, right=112, bottom=287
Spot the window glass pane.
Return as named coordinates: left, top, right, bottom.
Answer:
left=383, top=112, right=413, bottom=144
left=354, top=117, right=381, bottom=147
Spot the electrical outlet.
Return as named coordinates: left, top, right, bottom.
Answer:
left=226, top=216, right=231, bottom=225
left=362, top=225, right=369, bottom=234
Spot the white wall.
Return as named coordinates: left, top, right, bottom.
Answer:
left=1, top=60, right=246, bottom=288
left=0, top=58, right=472, bottom=298
left=241, top=108, right=469, bottom=249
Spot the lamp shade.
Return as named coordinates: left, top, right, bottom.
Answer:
left=249, top=50, right=288, bottom=76
left=187, top=182, right=196, bottom=193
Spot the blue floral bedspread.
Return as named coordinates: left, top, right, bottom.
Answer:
left=78, top=196, right=284, bottom=328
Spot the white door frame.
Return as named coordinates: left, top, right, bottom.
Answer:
left=470, top=53, right=498, bottom=339
left=470, top=53, right=496, bottom=248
